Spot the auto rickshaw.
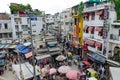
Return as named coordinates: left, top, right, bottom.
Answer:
left=86, top=68, right=98, bottom=78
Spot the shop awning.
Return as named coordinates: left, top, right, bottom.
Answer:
left=36, top=54, right=51, bottom=60
left=85, top=39, right=95, bottom=46
left=95, top=42, right=102, bottom=48
left=50, top=51, right=61, bottom=56
left=107, top=59, right=120, bottom=66
left=109, top=67, right=120, bottom=80
left=91, top=53, right=106, bottom=63
left=83, top=26, right=89, bottom=31
left=15, top=44, right=26, bottom=50
left=88, top=27, right=94, bottom=31
left=83, top=13, right=89, bottom=17
left=19, top=48, right=30, bottom=54
left=0, top=44, right=5, bottom=49
left=96, top=10, right=104, bottom=15
left=8, top=45, right=17, bottom=49
left=23, top=42, right=31, bottom=46
left=4, top=44, right=10, bottom=48
left=48, top=44, right=56, bottom=47
left=48, top=41, right=57, bottom=44
left=95, top=27, right=103, bottom=32
left=25, top=51, right=33, bottom=58
left=48, top=47, right=61, bottom=52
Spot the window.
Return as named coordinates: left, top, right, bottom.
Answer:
left=27, top=18, right=30, bottom=24
left=0, top=34, right=2, bottom=38
left=9, top=33, right=12, bottom=37
left=98, top=47, right=102, bottom=51
left=74, top=18, right=78, bottom=25
left=99, top=15, right=104, bottom=20
left=15, top=25, right=18, bottom=29
left=91, top=12, right=95, bottom=20
left=43, top=24, right=45, bottom=28
left=0, top=24, right=1, bottom=29
left=119, top=30, right=120, bottom=36
left=65, top=15, right=67, bottom=18
left=33, top=30, right=36, bottom=32
left=65, top=22, right=68, bottom=25
left=14, top=18, right=21, bottom=24
left=4, top=23, right=8, bottom=29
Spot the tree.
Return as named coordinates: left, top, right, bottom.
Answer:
left=9, top=3, right=32, bottom=14
left=78, top=1, right=84, bottom=19
left=108, top=0, right=120, bottom=20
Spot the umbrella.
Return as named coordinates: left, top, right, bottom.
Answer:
left=49, top=68, right=57, bottom=75
left=56, top=55, right=66, bottom=61
left=66, top=70, right=80, bottom=80
left=68, top=52, right=72, bottom=56
left=82, top=61, right=91, bottom=66
left=87, top=77, right=97, bottom=80
left=41, top=68, right=48, bottom=75
left=58, top=66, right=71, bottom=74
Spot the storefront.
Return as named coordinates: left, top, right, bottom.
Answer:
left=36, top=54, right=51, bottom=66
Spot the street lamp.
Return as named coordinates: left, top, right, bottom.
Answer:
left=25, top=10, right=37, bottom=80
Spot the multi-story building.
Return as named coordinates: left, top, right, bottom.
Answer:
left=82, top=1, right=116, bottom=60
left=60, top=8, right=73, bottom=41
left=52, top=12, right=61, bottom=36
left=0, top=13, right=12, bottom=42
left=45, top=14, right=54, bottom=34
left=10, top=14, right=45, bottom=40
left=110, top=21, right=120, bottom=57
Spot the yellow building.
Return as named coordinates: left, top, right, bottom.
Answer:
left=70, top=4, right=83, bottom=55
left=71, top=4, right=83, bottom=47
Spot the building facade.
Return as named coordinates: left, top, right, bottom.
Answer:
left=10, top=14, right=45, bottom=40
left=82, top=1, right=116, bottom=59
left=0, top=13, right=12, bottom=42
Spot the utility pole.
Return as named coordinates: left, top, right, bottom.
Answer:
left=29, top=13, right=36, bottom=80
left=103, top=5, right=109, bottom=58
left=17, top=13, right=23, bottom=80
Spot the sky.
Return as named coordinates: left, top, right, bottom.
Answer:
left=0, top=0, right=86, bottom=14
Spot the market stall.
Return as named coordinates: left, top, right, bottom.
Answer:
left=12, top=62, right=40, bottom=80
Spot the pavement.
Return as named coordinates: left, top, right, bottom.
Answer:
left=1, top=70, right=16, bottom=80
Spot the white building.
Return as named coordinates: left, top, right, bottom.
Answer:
left=45, top=14, right=54, bottom=34
left=83, top=1, right=116, bottom=58
left=60, top=8, right=73, bottom=38
left=0, top=13, right=12, bottom=43
left=110, top=21, right=120, bottom=56
left=10, top=14, right=45, bottom=40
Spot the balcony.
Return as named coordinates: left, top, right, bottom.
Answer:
left=83, top=2, right=111, bottom=13
left=0, top=29, right=12, bottom=33
left=110, top=34, right=120, bottom=44
left=84, top=19, right=104, bottom=26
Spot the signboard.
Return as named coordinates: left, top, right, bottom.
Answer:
left=102, top=6, right=109, bottom=58
left=30, top=17, right=37, bottom=21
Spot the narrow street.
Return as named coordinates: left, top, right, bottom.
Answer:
left=1, top=70, right=16, bottom=80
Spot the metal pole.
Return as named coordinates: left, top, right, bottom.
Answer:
left=29, top=15, right=36, bottom=80
left=17, top=20, right=23, bottom=80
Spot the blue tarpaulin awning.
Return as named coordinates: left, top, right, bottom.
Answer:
left=91, top=53, right=106, bottom=63
left=15, top=44, right=29, bottom=54
left=19, top=48, right=30, bottom=54
left=48, top=44, right=55, bottom=47
left=15, top=44, right=26, bottom=50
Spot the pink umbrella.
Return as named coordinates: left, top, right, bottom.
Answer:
left=49, top=68, right=57, bottom=75
left=66, top=70, right=80, bottom=80
left=58, top=66, right=71, bottom=74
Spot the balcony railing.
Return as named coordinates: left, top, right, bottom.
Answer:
left=110, top=34, right=120, bottom=41
left=0, top=29, right=12, bottom=33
